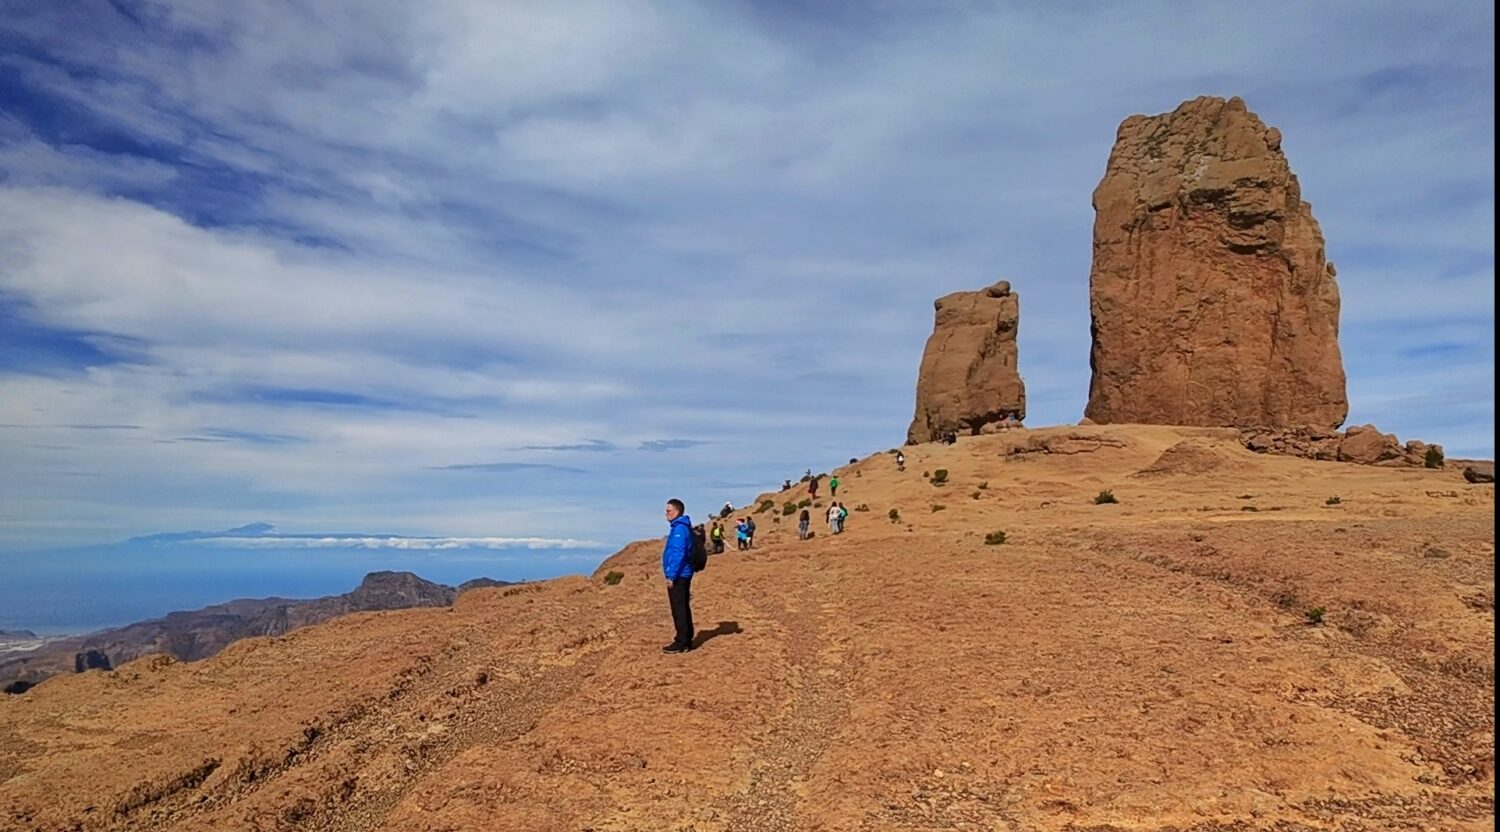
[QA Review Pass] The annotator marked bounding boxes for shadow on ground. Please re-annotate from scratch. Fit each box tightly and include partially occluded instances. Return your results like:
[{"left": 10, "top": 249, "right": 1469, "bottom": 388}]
[{"left": 694, "top": 621, "right": 742, "bottom": 648}]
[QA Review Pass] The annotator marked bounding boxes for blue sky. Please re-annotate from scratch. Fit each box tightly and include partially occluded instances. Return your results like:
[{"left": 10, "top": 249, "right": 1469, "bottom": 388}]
[{"left": 0, "top": 1, "right": 1494, "bottom": 557}]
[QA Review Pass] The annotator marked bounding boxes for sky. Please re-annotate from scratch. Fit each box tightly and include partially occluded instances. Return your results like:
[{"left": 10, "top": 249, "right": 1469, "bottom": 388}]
[{"left": 0, "top": 1, "right": 1494, "bottom": 562}]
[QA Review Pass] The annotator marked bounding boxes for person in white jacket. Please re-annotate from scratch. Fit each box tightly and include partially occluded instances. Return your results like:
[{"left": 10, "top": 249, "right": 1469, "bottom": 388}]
[{"left": 827, "top": 503, "right": 841, "bottom": 534}]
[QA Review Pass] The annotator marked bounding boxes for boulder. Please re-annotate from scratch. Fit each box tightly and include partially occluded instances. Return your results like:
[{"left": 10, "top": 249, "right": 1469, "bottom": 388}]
[
  {"left": 1464, "top": 463, "right": 1495, "bottom": 484},
  {"left": 1085, "top": 96, "right": 1347, "bottom": 429},
  {"left": 74, "top": 649, "right": 112, "bottom": 673},
  {"left": 907, "top": 279, "right": 1026, "bottom": 444},
  {"left": 1402, "top": 440, "right": 1444, "bottom": 468},
  {"left": 1337, "top": 424, "right": 1402, "bottom": 465}
]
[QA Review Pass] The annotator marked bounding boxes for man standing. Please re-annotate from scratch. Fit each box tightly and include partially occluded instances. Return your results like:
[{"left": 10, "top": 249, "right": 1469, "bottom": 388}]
[
  {"left": 662, "top": 499, "right": 696, "bottom": 653},
  {"left": 710, "top": 521, "right": 724, "bottom": 554},
  {"left": 829, "top": 475, "right": 840, "bottom": 497}
]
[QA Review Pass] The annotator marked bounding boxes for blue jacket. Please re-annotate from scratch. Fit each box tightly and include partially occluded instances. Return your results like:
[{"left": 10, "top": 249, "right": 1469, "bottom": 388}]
[{"left": 662, "top": 515, "right": 695, "bottom": 581}]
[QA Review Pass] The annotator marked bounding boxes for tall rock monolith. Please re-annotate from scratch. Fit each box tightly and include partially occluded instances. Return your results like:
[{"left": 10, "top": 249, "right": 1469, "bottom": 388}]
[
  {"left": 1085, "top": 95, "right": 1348, "bottom": 429},
  {"left": 907, "top": 280, "right": 1026, "bottom": 444}
]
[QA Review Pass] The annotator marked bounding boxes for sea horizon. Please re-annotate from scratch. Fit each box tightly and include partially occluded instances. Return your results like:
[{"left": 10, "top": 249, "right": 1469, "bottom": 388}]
[{"left": 0, "top": 524, "right": 618, "bottom": 636}]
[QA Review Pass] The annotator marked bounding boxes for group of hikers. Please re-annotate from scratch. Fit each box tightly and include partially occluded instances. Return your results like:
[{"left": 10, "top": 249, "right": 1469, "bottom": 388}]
[
  {"left": 711, "top": 502, "right": 757, "bottom": 551},
  {"left": 660, "top": 447, "right": 958, "bottom": 653},
  {"left": 797, "top": 502, "right": 848, "bottom": 539},
  {"left": 660, "top": 426, "right": 1036, "bottom": 652}
]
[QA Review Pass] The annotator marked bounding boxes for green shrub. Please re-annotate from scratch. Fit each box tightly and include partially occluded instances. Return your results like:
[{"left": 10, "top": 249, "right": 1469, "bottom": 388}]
[
  {"left": 922, "top": 471, "right": 929, "bottom": 478},
  {"left": 931, "top": 469, "right": 949, "bottom": 484},
  {"left": 1325, "top": 496, "right": 1341, "bottom": 505},
  {"left": 782, "top": 502, "right": 798, "bottom": 516},
  {"left": 888, "top": 508, "right": 900, "bottom": 522},
  {"left": 1424, "top": 446, "right": 1444, "bottom": 469},
  {"left": 977, "top": 482, "right": 988, "bottom": 490},
  {"left": 971, "top": 492, "right": 982, "bottom": 500},
  {"left": 798, "top": 499, "right": 811, "bottom": 509},
  {"left": 1093, "top": 490, "right": 1118, "bottom": 505},
  {"left": 757, "top": 499, "right": 774, "bottom": 513},
  {"left": 854, "top": 503, "right": 870, "bottom": 512},
  {"left": 602, "top": 571, "right": 624, "bottom": 586},
  {"left": 1305, "top": 606, "right": 1326, "bottom": 626},
  {"left": 1241, "top": 505, "right": 1259, "bottom": 512},
  {"left": 984, "top": 531, "right": 1007, "bottom": 545},
  {"left": 931, "top": 504, "right": 946, "bottom": 513}
]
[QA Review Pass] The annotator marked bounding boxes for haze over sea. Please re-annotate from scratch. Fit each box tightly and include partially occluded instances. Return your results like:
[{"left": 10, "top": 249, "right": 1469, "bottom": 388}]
[
  {"left": 0, "top": 523, "right": 611, "bottom": 635},
  {"left": 0, "top": 2, "right": 1491, "bottom": 634}
]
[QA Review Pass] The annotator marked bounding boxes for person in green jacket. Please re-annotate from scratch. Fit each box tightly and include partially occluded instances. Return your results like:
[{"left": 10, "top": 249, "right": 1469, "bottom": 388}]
[{"left": 829, "top": 475, "right": 840, "bottom": 497}]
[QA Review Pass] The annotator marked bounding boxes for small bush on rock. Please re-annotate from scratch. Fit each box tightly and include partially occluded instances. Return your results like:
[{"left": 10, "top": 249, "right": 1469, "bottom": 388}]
[
  {"left": 1325, "top": 496, "right": 1341, "bottom": 505},
  {"left": 1093, "top": 490, "right": 1119, "bottom": 505},
  {"left": 1305, "top": 606, "right": 1326, "bottom": 626},
  {"left": 931, "top": 504, "right": 946, "bottom": 512},
  {"left": 757, "top": 500, "right": 774, "bottom": 513},
  {"left": 888, "top": 508, "right": 900, "bottom": 522},
  {"left": 931, "top": 469, "right": 949, "bottom": 485},
  {"left": 602, "top": 571, "right": 624, "bottom": 586},
  {"left": 984, "top": 531, "right": 1008, "bottom": 545}
]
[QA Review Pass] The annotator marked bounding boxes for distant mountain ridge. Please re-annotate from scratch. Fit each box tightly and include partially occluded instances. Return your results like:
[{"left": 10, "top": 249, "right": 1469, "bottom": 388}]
[{"left": 0, "top": 570, "right": 512, "bottom": 694}]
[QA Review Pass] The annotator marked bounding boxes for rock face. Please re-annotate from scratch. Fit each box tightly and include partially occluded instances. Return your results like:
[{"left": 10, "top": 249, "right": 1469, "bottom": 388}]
[
  {"left": 1085, "top": 96, "right": 1347, "bottom": 429},
  {"left": 907, "top": 280, "right": 1025, "bottom": 444}
]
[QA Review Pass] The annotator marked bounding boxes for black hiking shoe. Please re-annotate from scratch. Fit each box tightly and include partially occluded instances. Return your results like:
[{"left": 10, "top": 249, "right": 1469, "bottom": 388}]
[{"left": 662, "top": 643, "right": 692, "bottom": 654}]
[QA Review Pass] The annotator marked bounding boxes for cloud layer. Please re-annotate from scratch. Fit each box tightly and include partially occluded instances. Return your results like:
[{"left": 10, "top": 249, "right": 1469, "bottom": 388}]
[{"left": 0, "top": 1, "right": 1492, "bottom": 554}]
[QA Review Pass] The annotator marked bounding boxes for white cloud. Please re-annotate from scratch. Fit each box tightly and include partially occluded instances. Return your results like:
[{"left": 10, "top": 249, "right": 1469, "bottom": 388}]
[
  {"left": 0, "top": 0, "right": 1492, "bottom": 554},
  {"left": 194, "top": 535, "right": 603, "bottom": 550}
]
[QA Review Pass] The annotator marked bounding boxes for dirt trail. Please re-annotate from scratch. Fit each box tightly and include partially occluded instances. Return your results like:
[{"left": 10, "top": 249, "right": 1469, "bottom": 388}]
[{"left": 1, "top": 425, "right": 1492, "bottom": 831}]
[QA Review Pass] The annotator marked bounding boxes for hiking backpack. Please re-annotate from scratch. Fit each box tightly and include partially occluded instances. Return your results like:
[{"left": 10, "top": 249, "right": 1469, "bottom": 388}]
[{"left": 689, "top": 526, "right": 709, "bottom": 571}]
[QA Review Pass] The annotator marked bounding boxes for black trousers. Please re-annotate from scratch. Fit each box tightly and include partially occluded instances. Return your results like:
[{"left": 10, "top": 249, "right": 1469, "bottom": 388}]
[{"left": 668, "top": 577, "right": 694, "bottom": 648}]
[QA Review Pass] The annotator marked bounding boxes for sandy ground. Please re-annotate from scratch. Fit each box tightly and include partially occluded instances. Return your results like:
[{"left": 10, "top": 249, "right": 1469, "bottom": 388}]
[{"left": 0, "top": 424, "right": 1492, "bottom": 831}]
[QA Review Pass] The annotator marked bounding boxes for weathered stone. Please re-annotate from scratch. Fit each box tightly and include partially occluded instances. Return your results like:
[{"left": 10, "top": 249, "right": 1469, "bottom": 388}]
[
  {"left": 1403, "top": 440, "right": 1445, "bottom": 468},
  {"left": 907, "top": 280, "right": 1025, "bottom": 444},
  {"left": 1463, "top": 463, "right": 1495, "bottom": 484},
  {"left": 73, "top": 649, "right": 111, "bottom": 673},
  {"left": 1337, "top": 424, "right": 1402, "bottom": 465},
  {"left": 1085, "top": 96, "right": 1347, "bottom": 429}
]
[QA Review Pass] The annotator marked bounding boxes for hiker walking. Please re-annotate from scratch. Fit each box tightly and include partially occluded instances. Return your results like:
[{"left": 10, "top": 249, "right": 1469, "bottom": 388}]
[
  {"left": 829, "top": 475, "right": 840, "bottom": 497},
  {"left": 826, "top": 502, "right": 840, "bottom": 534},
  {"left": 710, "top": 522, "right": 724, "bottom": 554},
  {"left": 735, "top": 518, "right": 749, "bottom": 551},
  {"left": 661, "top": 499, "right": 696, "bottom": 653},
  {"left": 745, "top": 516, "right": 756, "bottom": 548},
  {"left": 798, "top": 508, "right": 811, "bottom": 540},
  {"left": 837, "top": 502, "right": 849, "bottom": 533},
  {"left": 895, "top": 451, "right": 905, "bottom": 472},
  {"left": 809, "top": 476, "right": 818, "bottom": 500}
]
